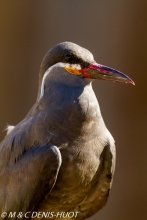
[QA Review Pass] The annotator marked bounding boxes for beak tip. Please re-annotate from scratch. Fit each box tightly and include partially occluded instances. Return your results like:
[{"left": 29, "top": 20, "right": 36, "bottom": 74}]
[{"left": 129, "top": 80, "right": 135, "bottom": 86}]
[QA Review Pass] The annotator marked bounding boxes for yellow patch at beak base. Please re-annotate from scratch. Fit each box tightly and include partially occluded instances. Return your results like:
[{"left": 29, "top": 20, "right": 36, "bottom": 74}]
[{"left": 64, "top": 67, "right": 82, "bottom": 76}]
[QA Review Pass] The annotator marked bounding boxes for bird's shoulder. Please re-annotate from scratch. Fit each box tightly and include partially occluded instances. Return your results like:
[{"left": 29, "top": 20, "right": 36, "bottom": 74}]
[{"left": 0, "top": 103, "right": 62, "bottom": 215}]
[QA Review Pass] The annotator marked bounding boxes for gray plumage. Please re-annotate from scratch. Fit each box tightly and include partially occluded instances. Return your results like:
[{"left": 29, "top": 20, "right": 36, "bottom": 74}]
[{"left": 0, "top": 42, "right": 134, "bottom": 220}]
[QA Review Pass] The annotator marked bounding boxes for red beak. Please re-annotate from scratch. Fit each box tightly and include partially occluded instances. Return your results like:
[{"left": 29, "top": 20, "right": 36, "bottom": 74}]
[{"left": 80, "top": 62, "right": 135, "bottom": 85}]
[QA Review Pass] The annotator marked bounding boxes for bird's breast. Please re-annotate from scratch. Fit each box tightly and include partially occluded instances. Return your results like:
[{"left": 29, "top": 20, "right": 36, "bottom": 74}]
[{"left": 35, "top": 84, "right": 114, "bottom": 216}]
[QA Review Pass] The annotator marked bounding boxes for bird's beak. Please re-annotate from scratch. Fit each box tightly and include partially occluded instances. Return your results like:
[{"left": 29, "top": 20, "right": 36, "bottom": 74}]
[{"left": 79, "top": 62, "right": 135, "bottom": 85}]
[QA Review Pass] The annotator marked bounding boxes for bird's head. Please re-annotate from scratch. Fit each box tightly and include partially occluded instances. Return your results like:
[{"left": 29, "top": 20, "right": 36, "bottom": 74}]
[{"left": 38, "top": 42, "right": 134, "bottom": 100}]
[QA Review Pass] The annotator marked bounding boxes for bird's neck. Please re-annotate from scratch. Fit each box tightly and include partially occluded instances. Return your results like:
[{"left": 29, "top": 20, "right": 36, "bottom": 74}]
[
  {"left": 24, "top": 81, "right": 104, "bottom": 148},
  {"left": 41, "top": 81, "right": 102, "bottom": 130}
]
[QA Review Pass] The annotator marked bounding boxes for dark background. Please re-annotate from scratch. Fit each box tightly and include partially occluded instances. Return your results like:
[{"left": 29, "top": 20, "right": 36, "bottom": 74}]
[{"left": 0, "top": 1, "right": 147, "bottom": 219}]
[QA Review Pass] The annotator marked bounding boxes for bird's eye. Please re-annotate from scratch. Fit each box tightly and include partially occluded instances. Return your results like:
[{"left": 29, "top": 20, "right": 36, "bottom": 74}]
[{"left": 64, "top": 53, "right": 73, "bottom": 62}]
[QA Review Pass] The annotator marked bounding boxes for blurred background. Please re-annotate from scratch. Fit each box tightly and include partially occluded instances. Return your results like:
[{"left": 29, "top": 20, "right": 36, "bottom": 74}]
[{"left": 0, "top": 1, "right": 147, "bottom": 219}]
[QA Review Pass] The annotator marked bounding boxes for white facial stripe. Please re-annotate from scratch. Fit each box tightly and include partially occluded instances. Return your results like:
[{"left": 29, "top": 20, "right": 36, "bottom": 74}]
[
  {"left": 64, "top": 63, "right": 81, "bottom": 70},
  {"left": 38, "top": 62, "right": 82, "bottom": 101},
  {"left": 39, "top": 63, "right": 61, "bottom": 101}
]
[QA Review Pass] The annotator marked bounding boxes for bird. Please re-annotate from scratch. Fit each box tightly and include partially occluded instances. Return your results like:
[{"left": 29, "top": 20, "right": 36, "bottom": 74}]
[{"left": 0, "top": 42, "right": 134, "bottom": 220}]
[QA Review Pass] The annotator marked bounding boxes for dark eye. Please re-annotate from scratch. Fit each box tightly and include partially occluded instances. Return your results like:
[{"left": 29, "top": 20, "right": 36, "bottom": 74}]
[{"left": 64, "top": 53, "right": 73, "bottom": 62}]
